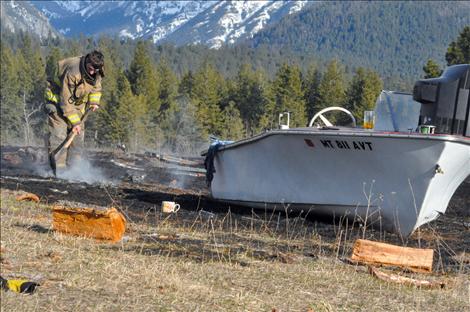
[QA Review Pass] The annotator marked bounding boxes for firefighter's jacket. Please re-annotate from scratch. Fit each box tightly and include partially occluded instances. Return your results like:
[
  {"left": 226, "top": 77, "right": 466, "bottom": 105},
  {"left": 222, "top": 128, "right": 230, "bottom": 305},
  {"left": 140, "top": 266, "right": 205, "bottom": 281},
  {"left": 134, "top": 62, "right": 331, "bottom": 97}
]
[{"left": 45, "top": 56, "right": 102, "bottom": 126}]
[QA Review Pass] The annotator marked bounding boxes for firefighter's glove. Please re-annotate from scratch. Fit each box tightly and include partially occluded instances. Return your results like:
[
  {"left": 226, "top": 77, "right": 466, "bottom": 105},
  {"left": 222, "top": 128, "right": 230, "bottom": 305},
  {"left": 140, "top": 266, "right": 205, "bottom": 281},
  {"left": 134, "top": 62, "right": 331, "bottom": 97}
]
[
  {"left": 90, "top": 104, "right": 100, "bottom": 112},
  {"left": 1, "top": 276, "right": 40, "bottom": 294},
  {"left": 72, "top": 124, "right": 82, "bottom": 135}
]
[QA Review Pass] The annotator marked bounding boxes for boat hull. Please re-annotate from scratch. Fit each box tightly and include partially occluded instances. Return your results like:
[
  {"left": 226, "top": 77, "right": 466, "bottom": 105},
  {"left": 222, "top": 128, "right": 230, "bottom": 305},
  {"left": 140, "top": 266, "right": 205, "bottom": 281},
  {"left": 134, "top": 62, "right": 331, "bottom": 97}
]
[{"left": 210, "top": 130, "right": 470, "bottom": 236}]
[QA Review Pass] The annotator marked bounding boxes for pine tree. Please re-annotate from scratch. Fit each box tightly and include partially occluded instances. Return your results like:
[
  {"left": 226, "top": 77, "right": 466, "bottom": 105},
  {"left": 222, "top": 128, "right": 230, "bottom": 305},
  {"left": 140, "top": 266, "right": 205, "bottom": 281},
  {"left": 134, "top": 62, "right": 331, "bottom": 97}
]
[
  {"left": 220, "top": 101, "right": 244, "bottom": 140},
  {"left": 270, "top": 63, "right": 306, "bottom": 128},
  {"left": 445, "top": 26, "right": 470, "bottom": 65},
  {"left": 232, "top": 64, "right": 272, "bottom": 135},
  {"left": 179, "top": 71, "right": 195, "bottom": 98},
  {"left": 422, "top": 59, "right": 442, "bottom": 78},
  {"left": 156, "top": 58, "right": 180, "bottom": 149},
  {"left": 115, "top": 72, "right": 153, "bottom": 152},
  {"left": 0, "top": 43, "right": 22, "bottom": 143},
  {"left": 95, "top": 70, "right": 128, "bottom": 145},
  {"left": 45, "top": 47, "right": 62, "bottom": 85},
  {"left": 17, "top": 34, "right": 46, "bottom": 145},
  {"left": 157, "top": 59, "right": 178, "bottom": 115},
  {"left": 64, "top": 40, "right": 82, "bottom": 58},
  {"left": 127, "top": 40, "right": 162, "bottom": 149},
  {"left": 303, "top": 63, "right": 322, "bottom": 121},
  {"left": 191, "top": 62, "right": 224, "bottom": 138},
  {"left": 344, "top": 67, "right": 383, "bottom": 125},
  {"left": 316, "top": 59, "right": 347, "bottom": 124},
  {"left": 127, "top": 41, "right": 160, "bottom": 101}
]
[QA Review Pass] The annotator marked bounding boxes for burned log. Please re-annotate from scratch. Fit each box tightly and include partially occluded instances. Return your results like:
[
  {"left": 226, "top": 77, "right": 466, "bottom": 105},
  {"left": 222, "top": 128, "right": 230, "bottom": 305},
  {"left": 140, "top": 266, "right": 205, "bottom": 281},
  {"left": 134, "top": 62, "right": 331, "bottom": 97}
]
[
  {"left": 52, "top": 206, "right": 126, "bottom": 242},
  {"left": 16, "top": 192, "right": 40, "bottom": 203}
]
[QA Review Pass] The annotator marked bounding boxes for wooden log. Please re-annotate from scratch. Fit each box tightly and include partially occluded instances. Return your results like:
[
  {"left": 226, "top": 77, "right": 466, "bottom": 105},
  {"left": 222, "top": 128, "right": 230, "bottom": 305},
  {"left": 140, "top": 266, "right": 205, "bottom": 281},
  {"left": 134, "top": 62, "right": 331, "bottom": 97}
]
[
  {"left": 52, "top": 206, "right": 126, "bottom": 242},
  {"left": 368, "top": 266, "right": 445, "bottom": 289},
  {"left": 16, "top": 192, "right": 40, "bottom": 203},
  {"left": 351, "top": 239, "right": 433, "bottom": 273}
]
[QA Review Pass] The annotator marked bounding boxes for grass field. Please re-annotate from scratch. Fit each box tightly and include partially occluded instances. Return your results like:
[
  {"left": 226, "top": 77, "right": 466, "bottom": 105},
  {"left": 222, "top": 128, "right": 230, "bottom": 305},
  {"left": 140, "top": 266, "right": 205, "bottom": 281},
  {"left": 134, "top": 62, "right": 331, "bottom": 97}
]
[{"left": 1, "top": 189, "right": 469, "bottom": 311}]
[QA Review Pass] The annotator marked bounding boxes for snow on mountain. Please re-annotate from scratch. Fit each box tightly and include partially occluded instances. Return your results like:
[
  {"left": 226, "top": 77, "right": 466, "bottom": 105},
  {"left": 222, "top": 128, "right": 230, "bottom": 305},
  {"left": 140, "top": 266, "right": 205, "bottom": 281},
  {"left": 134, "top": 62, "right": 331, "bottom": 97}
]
[
  {"left": 31, "top": 0, "right": 216, "bottom": 39},
  {"left": 1, "top": 0, "right": 59, "bottom": 40},
  {"left": 30, "top": 0, "right": 310, "bottom": 48},
  {"left": 164, "top": 0, "right": 309, "bottom": 48}
]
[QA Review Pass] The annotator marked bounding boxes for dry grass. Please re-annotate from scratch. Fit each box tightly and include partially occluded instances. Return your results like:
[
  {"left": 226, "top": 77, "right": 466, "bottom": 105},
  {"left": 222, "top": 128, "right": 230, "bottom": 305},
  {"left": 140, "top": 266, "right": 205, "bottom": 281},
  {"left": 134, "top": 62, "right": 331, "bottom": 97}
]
[{"left": 1, "top": 189, "right": 469, "bottom": 312}]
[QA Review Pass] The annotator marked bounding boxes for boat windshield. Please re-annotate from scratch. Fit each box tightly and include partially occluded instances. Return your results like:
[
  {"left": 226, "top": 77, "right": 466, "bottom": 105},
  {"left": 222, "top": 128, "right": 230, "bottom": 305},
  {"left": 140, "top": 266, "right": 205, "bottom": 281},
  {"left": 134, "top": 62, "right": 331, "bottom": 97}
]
[{"left": 374, "top": 90, "right": 421, "bottom": 132}]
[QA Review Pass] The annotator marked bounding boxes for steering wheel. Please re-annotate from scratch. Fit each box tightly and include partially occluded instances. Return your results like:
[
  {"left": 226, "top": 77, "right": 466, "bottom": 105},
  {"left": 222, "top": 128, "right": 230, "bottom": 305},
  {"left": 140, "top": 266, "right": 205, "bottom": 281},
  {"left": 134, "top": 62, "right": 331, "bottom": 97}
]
[{"left": 308, "top": 107, "right": 356, "bottom": 127}]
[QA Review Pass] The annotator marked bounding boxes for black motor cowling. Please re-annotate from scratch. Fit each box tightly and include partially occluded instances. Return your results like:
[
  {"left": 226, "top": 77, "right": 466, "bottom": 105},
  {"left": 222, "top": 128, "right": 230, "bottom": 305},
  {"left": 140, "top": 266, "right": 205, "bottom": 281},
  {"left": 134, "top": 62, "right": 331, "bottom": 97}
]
[{"left": 413, "top": 64, "right": 470, "bottom": 136}]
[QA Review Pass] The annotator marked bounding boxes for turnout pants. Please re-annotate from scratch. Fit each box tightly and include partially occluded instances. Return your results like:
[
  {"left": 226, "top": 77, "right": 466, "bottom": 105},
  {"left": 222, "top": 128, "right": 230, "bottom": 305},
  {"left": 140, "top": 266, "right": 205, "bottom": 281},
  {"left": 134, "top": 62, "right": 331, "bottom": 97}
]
[{"left": 47, "top": 112, "right": 84, "bottom": 169}]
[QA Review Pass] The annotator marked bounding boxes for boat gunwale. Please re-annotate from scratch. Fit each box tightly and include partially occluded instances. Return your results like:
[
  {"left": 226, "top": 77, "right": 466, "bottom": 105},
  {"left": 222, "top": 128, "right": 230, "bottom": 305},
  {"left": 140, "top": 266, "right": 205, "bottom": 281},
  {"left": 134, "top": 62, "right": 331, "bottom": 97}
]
[{"left": 208, "top": 129, "right": 470, "bottom": 153}]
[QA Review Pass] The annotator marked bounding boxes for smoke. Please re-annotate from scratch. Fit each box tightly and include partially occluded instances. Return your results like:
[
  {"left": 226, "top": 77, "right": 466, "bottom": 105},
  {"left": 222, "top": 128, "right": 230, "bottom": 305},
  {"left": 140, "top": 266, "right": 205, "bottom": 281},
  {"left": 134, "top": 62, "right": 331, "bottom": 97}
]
[
  {"left": 165, "top": 95, "right": 208, "bottom": 157},
  {"left": 136, "top": 96, "right": 210, "bottom": 190},
  {"left": 32, "top": 163, "right": 55, "bottom": 178},
  {"left": 4, "top": 143, "right": 203, "bottom": 190},
  {"left": 16, "top": 147, "right": 113, "bottom": 185},
  {"left": 169, "top": 167, "right": 190, "bottom": 190},
  {"left": 56, "top": 157, "right": 114, "bottom": 185}
]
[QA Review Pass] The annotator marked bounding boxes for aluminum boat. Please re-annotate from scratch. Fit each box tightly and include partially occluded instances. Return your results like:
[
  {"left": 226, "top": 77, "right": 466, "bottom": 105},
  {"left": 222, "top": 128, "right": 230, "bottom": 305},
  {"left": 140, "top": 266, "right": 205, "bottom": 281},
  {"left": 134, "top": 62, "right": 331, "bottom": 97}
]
[{"left": 205, "top": 64, "right": 470, "bottom": 236}]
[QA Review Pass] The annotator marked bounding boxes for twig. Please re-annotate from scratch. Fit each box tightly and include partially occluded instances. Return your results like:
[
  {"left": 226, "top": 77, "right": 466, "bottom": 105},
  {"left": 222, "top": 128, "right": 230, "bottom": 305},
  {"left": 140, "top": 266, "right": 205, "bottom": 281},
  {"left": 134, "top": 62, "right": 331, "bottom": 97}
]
[{"left": 368, "top": 266, "right": 446, "bottom": 289}]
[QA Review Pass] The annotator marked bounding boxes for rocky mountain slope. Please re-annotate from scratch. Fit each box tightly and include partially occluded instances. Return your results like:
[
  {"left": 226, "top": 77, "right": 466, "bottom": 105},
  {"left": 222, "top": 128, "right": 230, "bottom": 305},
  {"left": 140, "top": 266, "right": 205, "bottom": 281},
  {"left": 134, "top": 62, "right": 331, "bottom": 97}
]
[
  {"left": 31, "top": 0, "right": 308, "bottom": 48},
  {"left": 0, "top": 0, "right": 59, "bottom": 40}
]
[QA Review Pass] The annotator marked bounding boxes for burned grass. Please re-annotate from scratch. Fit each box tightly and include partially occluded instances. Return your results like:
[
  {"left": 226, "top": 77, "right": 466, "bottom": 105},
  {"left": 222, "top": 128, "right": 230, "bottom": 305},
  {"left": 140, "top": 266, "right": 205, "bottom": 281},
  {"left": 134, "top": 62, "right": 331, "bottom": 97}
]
[{"left": 1, "top": 189, "right": 469, "bottom": 312}]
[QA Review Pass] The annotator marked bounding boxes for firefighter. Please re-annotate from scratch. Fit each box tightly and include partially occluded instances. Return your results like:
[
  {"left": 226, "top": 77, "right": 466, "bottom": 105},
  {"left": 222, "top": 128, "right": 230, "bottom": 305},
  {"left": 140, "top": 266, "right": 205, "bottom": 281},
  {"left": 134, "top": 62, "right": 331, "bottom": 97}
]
[{"left": 44, "top": 50, "right": 104, "bottom": 173}]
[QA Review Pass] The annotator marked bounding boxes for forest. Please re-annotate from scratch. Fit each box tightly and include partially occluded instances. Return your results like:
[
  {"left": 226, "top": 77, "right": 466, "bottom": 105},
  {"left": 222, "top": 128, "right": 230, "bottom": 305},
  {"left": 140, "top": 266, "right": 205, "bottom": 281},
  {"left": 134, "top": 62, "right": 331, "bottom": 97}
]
[
  {"left": 0, "top": 26, "right": 468, "bottom": 155},
  {"left": 251, "top": 2, "right": 470, "bottom": 82}
]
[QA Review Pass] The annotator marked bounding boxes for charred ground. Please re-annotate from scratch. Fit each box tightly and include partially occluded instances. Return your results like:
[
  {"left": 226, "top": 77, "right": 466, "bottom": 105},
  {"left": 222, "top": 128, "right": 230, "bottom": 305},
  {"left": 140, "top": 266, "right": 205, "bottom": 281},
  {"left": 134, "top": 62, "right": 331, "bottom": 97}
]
[
  {"left": 1, "top": 144, "right": 469, "bottom": 269},
  {"left": 1, "top": 145, "right": 470, "bottom": 311}
]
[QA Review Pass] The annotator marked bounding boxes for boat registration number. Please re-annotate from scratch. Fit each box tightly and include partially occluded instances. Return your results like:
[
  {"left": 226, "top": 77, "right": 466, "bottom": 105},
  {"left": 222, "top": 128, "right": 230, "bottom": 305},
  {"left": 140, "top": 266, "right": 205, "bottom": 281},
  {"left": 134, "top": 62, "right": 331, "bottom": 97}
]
[{"left": 314, "top": 139, "right": 373, "bottom": 151}]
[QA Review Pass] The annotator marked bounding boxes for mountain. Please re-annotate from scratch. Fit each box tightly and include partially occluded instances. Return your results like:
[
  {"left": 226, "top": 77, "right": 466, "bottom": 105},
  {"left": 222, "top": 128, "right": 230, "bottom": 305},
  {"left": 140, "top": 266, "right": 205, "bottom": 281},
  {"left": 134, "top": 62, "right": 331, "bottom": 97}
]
[
  {"left": 161, "top": 1, "right": 307, "bottom": 48},
  {"left": 3, "top": 1, "right": 469, "bottom": 82},
  {"left": 250, "top": 1, "right": 470, "bottom": 79},
  {"left": 31, "top": 0, "right": 309, "bottom": 48},
  {"left": 0, "top": 0, "right": 59, "bottom": 40}
]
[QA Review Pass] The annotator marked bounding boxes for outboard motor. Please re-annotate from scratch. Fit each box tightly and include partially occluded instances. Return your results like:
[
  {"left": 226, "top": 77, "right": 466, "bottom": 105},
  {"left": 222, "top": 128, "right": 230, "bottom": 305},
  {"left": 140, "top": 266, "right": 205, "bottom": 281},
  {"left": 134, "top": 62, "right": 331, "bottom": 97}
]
[{"left": 413, "top": 64, "right": 470, "bottom": 136}]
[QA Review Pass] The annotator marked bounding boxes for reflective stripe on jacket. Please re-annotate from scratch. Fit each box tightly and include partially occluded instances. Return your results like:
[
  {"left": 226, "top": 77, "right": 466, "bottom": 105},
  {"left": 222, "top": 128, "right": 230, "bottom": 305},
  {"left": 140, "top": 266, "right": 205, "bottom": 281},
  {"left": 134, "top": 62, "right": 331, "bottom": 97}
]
[{"left": 45, "top": 88, "right": 59, "bottom": 103}]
